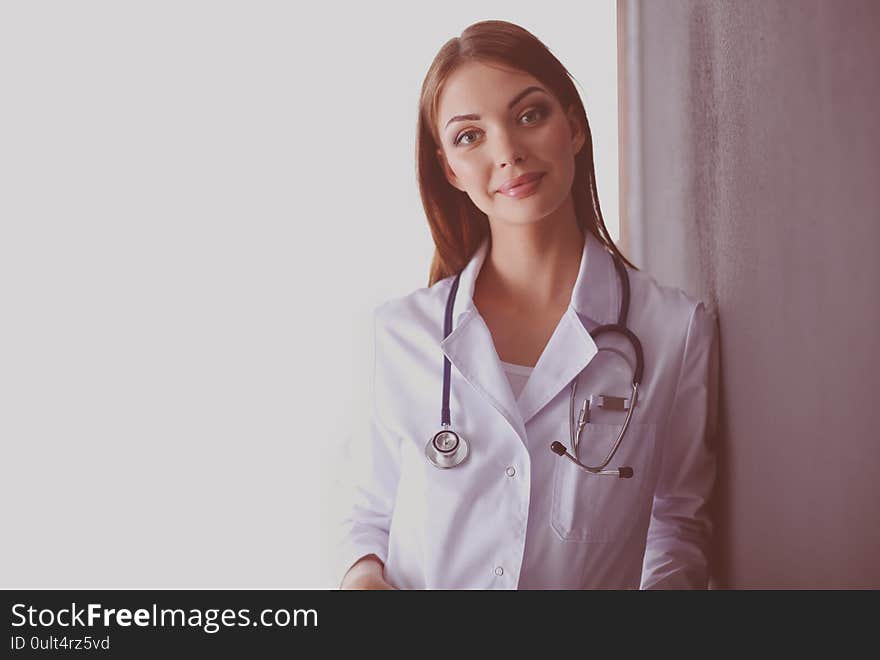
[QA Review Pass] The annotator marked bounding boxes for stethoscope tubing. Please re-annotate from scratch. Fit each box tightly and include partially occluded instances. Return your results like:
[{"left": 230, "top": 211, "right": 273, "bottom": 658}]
[
  {"left": 441, "top": 273, "right": 461, "bottom": 428},
  {"left": 431, "top": 242, "right": 644, "bottom": 476}
]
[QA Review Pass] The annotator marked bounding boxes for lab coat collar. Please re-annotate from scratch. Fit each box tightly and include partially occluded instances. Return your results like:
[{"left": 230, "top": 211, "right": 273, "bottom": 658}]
[
  {"left": 439, "top": 231, "right": 620, "bottom": 442},
  {"left": 570, "top": 231, "right": 621, "bottom": 327},
  {"left": 448, "top": 237, "right": 488, "bottom": 328}
]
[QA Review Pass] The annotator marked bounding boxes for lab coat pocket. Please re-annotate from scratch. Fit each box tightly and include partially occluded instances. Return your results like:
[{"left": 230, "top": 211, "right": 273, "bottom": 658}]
[{"left": 550, "top": 422, "right": 657, "bottom": 543}]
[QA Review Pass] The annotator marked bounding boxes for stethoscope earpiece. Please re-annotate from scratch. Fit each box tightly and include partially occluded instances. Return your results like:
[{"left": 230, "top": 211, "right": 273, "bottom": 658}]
[{"left": 550, "top": 441, "right": 635, "bottom": 479}]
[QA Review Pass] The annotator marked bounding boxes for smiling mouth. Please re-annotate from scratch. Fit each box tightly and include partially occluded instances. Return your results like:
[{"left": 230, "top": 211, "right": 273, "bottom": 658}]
[
  {"left": 497, "top": 171, "right": 544, "bottom": 193},
  {"left": 497, "top": 172, "right": 546, "bottom": 198}
]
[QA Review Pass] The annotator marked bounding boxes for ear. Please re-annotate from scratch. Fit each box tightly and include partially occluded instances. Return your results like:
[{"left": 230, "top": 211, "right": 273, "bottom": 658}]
[
  {"left": 567, "top": 105, "right": 586, "bottom": 156},
  {"left": 436, "top": 148, "right": 465, "bottom": 192}
]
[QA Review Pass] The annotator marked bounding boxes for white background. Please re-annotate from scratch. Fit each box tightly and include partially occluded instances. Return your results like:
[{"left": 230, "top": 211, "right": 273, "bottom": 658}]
[{"left": 0, "top": 1, "right": 617, "bottom": 588}]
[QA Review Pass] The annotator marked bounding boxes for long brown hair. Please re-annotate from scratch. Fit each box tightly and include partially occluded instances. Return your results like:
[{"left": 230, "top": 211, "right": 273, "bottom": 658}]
[{"left": 417, "top": 20, "right": 636, "bottom": 286}]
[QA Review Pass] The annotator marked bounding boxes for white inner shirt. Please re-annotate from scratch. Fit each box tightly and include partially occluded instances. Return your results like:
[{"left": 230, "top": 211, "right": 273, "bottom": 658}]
[{"left": 499, "top": 359, "right": 534, "bottom": 403}]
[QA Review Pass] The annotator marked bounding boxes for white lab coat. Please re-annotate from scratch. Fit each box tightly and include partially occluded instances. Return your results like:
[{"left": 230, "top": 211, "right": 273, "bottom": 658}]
[{"left": 337, "top": 231, "right": 719, "bottom": 589}]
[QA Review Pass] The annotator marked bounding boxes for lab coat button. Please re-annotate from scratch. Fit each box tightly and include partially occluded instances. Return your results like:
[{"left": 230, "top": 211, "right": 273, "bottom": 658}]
[
  {"left": 494, "top": 566, "right": 504, "bottom": 576},
  {"left": 505, "top": 466, "right": 516, "bottom": 477}
]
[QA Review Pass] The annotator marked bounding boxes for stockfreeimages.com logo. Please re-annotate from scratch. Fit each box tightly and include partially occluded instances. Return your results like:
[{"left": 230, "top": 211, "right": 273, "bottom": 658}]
[{"left": 11, "top": 602, "right": 317, "bottom": 634}]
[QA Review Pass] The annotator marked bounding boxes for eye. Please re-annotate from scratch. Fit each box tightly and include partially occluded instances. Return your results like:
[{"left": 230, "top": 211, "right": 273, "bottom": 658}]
[
  {"left": 520, "top": 105, "right": 547, "bottom": 125},
  {"left": 454, "top": 129, "right": 482, "bottom": 146},
  {"left": 452, "top": 104, "right": 548, "bottom": 146}
]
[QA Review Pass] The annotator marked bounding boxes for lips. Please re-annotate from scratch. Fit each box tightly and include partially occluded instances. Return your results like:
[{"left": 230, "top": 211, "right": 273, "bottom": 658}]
[{"left": 497, "top": 171, "right": 545, "bottom": 193}]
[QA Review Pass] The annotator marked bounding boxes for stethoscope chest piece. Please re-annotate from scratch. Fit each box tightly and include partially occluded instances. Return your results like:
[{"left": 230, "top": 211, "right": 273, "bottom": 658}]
[{"left": 425, "top": 426, "right": 469, "bottom": 469}]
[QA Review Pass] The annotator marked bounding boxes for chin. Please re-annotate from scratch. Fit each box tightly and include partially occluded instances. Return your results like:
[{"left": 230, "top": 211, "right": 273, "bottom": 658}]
[
  {"left": 493, "top": 196, "right": 567, "bottom": 225},
  {"left": 491, "top": 211, "right": 555, "bottom": 228}
]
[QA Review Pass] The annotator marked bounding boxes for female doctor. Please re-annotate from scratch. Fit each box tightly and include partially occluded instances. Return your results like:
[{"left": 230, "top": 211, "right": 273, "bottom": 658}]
[{"left": 338, "top": 20, "right": 718, "bottom": 590}]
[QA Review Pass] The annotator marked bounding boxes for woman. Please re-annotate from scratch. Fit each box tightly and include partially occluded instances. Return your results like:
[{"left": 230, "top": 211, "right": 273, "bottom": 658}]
[{"left": 338, "top": 20, "right": 718, "bottom": 590}]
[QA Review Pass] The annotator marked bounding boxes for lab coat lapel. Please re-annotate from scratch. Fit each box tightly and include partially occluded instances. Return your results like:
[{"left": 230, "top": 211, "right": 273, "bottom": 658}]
[
  {"left": 440, "top": 238, "right": 527, "bottom": 445},
  {"left": 517, "top": 232, "right": 620, "bottom": 426},
  {"left": 438, "top": 232, "right": 621, "bottom": 442}
]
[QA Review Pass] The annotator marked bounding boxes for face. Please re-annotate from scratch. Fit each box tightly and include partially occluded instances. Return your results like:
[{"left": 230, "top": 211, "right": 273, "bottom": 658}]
[{"left": 435, "top": 60, "right": 586, "bottom": 227}]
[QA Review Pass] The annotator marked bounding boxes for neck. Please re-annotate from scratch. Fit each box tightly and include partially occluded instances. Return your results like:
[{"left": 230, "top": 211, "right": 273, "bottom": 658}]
[{"left": 477, "top": 196, "right": 585, "bottom": 312}]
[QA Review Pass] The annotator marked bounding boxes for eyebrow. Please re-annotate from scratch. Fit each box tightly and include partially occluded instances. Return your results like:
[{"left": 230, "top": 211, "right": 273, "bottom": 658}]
[{"left": 443, "top": 86, "right": 548, "bottom": 130}]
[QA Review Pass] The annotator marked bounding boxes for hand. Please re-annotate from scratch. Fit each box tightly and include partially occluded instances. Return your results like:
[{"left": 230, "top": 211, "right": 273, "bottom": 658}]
[
  {"left": 341, "top": 572, "right": 397, "bottom": 590},
  {"left": 340, "top": 554, "right": 398, "bottom": 590}
]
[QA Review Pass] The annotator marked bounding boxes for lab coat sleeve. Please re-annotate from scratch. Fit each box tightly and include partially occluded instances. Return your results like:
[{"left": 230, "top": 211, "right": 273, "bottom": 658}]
[
  {"left": 640, "top": 301, "right": 719, "bottom": 589},
  {"left": 334, "top": 305, "right": 402, "bottom": 587}
]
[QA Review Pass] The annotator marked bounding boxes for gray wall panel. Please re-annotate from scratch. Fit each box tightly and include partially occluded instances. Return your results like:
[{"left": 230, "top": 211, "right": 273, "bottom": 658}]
[{"left": 621, "top": 0, "right": 880, "bottom": 588}]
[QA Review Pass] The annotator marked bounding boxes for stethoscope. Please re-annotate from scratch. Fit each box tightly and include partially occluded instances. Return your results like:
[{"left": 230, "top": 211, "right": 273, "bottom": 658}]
[{"left": 425, "top": 245, "right": 644, "bottom": 478}]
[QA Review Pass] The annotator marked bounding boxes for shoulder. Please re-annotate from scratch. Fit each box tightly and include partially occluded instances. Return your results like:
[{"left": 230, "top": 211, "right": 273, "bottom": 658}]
[
  {"left": 625, "top": 264, "right": 718, "bottom": 349},
  {"left": 623, "top": 267, "right": 718, "bottom": 417},
  {"left": 372, "top": 276, "right": 457, "bottom": 345},
  {"left": 627, "top": 268, "right": 718, "bottom": 368}
]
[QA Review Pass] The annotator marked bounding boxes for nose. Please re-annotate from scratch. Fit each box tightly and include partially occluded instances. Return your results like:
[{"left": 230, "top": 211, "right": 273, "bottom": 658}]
[
  {"left": 500, "top": 153, "right": 524, "bottom": 169},
  {"left": 493, "top": 130, "right": 526, "bottom": 169}
]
